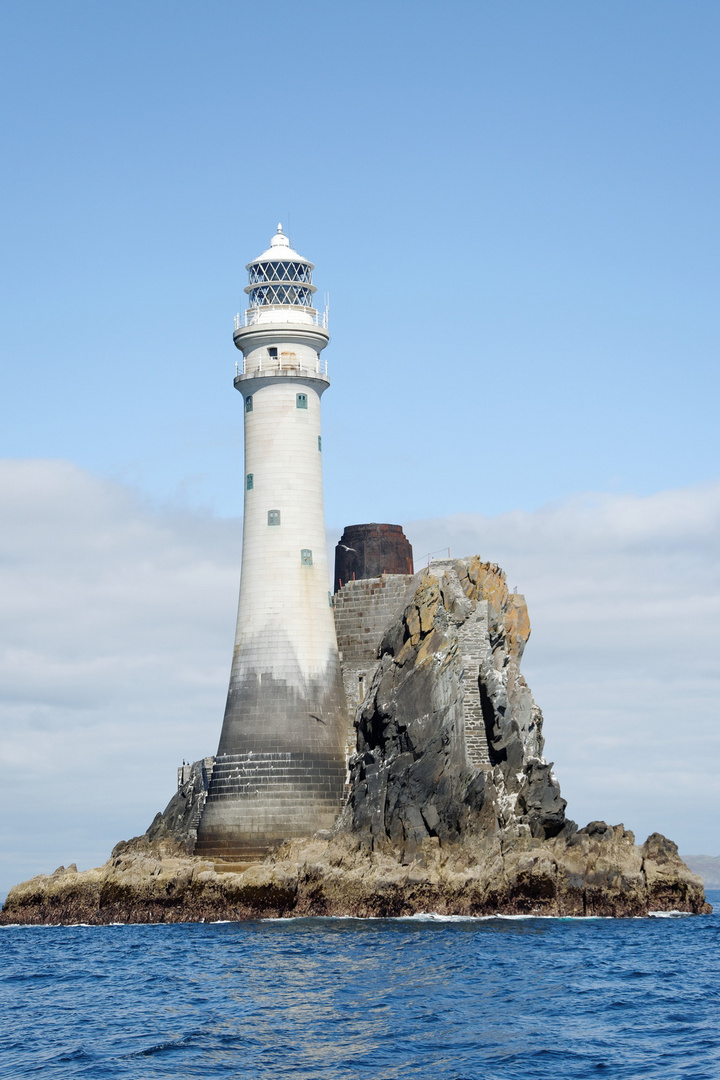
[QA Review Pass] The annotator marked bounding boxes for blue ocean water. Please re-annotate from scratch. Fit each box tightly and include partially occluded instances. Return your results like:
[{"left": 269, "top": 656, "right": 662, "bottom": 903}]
[{"left": 1, "top": 892, "right": 718, "bottom": 1080}]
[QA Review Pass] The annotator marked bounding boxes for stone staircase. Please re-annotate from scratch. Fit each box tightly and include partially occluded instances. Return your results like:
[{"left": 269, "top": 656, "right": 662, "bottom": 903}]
[{"left": 430, "top": 560, "right": 491, "bottom": 770}]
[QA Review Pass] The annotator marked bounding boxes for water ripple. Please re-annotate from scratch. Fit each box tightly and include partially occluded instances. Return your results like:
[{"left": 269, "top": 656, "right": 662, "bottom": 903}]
[{"left": 0, "top": 892, "right": 718, "bottom": 1079}]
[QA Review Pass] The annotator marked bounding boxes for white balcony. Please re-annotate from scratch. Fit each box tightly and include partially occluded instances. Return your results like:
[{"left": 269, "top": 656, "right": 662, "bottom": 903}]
[
  {"left": 234, "top": 354, "right": 329, "bottom": 380},
  {"left": 234, "top": 306, "right": 328, "bottom": 331}
]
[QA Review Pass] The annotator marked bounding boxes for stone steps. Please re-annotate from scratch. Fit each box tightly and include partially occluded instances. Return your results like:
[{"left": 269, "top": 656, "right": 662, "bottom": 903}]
[
  {"left": 453, "top": 593, "right": 493, "bottom": 770},
  {"left": 201, "top": 751, "right": 345, "bottom": 818},
  {"left": 193, "top": 840, "right": 283, "bottom": 859},
  {"left": 206, "top": 791, "right": 344, "bottom": 804}
]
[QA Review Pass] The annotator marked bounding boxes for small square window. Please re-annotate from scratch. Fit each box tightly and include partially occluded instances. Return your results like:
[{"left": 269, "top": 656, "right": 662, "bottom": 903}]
[
  {"left": 268, "top": 510, "right": 280, "bottom": 526},
  {"left": 245, "top": 396, "right": 253, "bottom": 413},
  {"left": 318, "top": 435, "right": 322, "bottom": 451},
  {"left": 246, "top": 473, "right": 253, "bottom": 490},
  {"left": 296, "top": 393, "right": 308, "bottom": 409},
  {"left": 301, "top": 548, "right": 313, "bottom": 565}
]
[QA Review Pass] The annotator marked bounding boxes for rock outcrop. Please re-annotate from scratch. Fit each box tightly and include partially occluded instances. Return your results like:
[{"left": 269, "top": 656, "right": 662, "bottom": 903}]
[
  {"left": 1, "top": 558, "right": 710, "bottom": 923},
  {"left": 0, "top": 827, "right": 708, "bottom": 924},
  {"left": 344, "top": 559, "right": 566, "bottom": 855},
  {"left": 143, "top": 758, "right": 212, "bottom": 855}
]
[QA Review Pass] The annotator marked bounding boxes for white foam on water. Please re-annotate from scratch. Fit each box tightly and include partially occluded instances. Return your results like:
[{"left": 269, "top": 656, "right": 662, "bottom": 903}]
[
  {"left": 260, "top": 911, "right": 613, "bottom": 923},
  {"left": 398, "top": 912, "right": 612, "bottom": 922},
  {"left": 2, "top": 908, "right": 704, "bottom": 929},
  {"left": 0, "top": 923, "right": 68, "bottom": 929}
]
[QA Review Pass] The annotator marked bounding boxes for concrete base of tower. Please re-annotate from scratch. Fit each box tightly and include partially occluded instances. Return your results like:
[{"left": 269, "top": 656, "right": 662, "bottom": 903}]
[
  {"left": 194, "top": 642, "right": 349, "bottom": 859},
  {"left": 194, "top": 750, "right": 346, "bottom": 860}
]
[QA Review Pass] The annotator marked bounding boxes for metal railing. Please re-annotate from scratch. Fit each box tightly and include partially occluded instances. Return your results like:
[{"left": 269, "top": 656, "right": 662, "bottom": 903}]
[
  {"left": 234, "top": 355, "right": 329, "bottom": 379},
  {"left": 422, "top": 548, "right": 451, "bottom": 568},
  {"left": 234, "top": 306, "right": 328, "bottom": 331}
]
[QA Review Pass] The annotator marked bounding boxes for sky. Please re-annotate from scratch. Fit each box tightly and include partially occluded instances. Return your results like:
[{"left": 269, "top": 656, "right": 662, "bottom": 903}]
[{"left": 1, "top": 0, "right": 718, "bottom": 894}]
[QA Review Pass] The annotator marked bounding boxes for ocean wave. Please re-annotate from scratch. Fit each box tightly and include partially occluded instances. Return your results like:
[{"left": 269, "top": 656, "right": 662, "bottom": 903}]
[{"left": 2, "top": 914, "right": 719, "bottom": 1080}]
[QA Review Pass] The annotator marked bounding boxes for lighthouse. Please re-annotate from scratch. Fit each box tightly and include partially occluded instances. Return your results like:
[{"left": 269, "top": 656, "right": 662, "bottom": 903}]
[{"left": 195, "top": 226, "right": 348, "bottom": 860}]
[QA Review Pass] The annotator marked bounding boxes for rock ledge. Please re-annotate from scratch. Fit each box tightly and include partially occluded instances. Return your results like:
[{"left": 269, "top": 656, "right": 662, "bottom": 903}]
[
  {"left": 2, "top": 558, "right": 709, "bottom": 923},
  {"left": 1, "top": 827, "right": 709, "bottom": 924}
]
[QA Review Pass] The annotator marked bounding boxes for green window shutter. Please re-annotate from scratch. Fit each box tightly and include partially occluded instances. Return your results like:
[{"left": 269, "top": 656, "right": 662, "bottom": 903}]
[
  {"left": 296, "top": 393, "right": 308, "bottom": 409},
  {"left": 268, "top": 510, "right": 280, "bottom": 526},
  {"left": 246, "top": 474, "right": 253, "bottom": 490},
  {"left": 245, "top": 395, "right": 253, "bottom": 413},
  {"left": 301, "top": 549, "right": 313, "bottom": 565}
]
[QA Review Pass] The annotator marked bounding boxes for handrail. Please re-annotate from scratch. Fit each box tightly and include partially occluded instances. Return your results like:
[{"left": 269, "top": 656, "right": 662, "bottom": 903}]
[
  {"left": 422, "top": 548, "right": 451, "bottom": 568},
  {"left": 234, "top": 356, "right": 329, "bottom": 379},
  {"left": 234, "top": 307, "right": 328, "bottom": 331}
]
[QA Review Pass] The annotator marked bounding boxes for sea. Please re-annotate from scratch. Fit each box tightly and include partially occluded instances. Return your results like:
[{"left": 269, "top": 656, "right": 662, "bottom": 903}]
[{"left": 1, "top": 891, "right": 718, "bottom": 1080}]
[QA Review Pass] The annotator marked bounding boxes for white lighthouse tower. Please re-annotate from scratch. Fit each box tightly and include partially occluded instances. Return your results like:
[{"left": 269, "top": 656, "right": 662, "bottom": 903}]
[{"left": 195, "top": 226, "right": 347, "bottom": 860}]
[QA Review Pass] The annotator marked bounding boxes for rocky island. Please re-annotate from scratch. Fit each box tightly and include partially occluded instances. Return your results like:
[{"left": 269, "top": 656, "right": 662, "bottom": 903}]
[{"left": 2, "top": 558, "right": 709, "bottom": 923}]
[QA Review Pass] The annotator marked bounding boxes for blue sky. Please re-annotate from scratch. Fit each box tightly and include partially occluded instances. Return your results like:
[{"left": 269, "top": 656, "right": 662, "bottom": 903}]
[
  {"left": 1, "top": 1, "right": 719, "bottom": 891},
  {"left": 3, "top": 0, "right": 718, "bottom": 523}
]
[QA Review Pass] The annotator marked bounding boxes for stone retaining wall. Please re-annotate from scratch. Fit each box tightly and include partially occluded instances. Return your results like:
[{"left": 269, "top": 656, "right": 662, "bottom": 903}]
[{"left": 333, "top": 575, "right": 414, "bottom": 758}]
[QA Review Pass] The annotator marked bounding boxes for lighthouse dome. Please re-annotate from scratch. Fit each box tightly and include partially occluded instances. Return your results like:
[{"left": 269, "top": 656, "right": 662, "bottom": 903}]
[
  {"left": 248, "top": 224, "right": 313, "bottom": 267},
  {"left": 244, "top": 224, "right": 317, "bottom": 309}
]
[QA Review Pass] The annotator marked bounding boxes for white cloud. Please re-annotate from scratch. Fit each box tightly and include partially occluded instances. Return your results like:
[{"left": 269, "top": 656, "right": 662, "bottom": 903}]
[
  {"left": 403, "top": 484, "right": 720, "bottom": 857},
  {"left": 0, "top": 460, "right": 241, "bottom": 892},
  {"left": 2, "top": 462, "right": 719, "bottom": 893}
]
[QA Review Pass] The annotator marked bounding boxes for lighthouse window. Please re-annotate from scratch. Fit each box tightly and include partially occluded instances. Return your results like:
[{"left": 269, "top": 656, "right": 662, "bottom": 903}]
[
  {"left": 301, "top": 549, "right": 313, "bottom": 565},
  {"left": 318, "top": 435, "right": 322, "bottom": 451},
  {"left": 246, "top": 474, "right": 253, "bottom": 490},
  {"left": 248, "top": 284, "right": 313, "bottom": 308},
  {"left": 268, "top": 347, "right": 277, "bottom": 359},
  {"left": 245, "top": 395, "right": 253, "bottom": 412},
  {"left": 248, "top": 261, "right": 312, "bottom": 285},
  {"left": 267, "top": 510, "right": 280, "bottom": 526},
  {"left": 296, "top": 394, "right": 308, "bottom": 409}
]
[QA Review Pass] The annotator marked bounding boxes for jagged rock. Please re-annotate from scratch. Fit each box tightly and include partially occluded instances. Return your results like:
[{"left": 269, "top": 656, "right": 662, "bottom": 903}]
[
  {"left": 112, "top": 757, "right": 213, "bottom": 860},
  {"left": 341, "top": 560, "right": 567, "bottom": 854},
  {"left": 1, "top": 557, "right": 710, "bottom": 923},
  {"left": 0, "top": 828, "right": 709, "bottom": 923}
]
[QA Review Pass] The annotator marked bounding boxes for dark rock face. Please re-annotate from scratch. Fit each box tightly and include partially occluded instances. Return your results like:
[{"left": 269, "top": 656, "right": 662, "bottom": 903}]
[
  {"left": 1, "top": 555, "right": 710, "bottom": 923},
  {"left": 343, "top": 559, "right": 568, "bottom": 856},
  {"left": 138, "top": 758, "right": 213, "bottom": 855},
  {"left": 1, "top": 826, "right": 710, "bottom": 924},
  {"left": 334, "top": 523, "right": 413, "bottom": 592}
]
